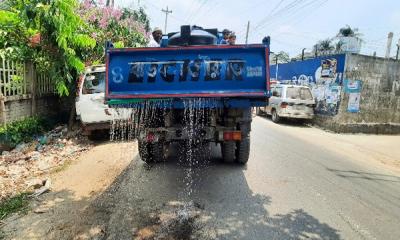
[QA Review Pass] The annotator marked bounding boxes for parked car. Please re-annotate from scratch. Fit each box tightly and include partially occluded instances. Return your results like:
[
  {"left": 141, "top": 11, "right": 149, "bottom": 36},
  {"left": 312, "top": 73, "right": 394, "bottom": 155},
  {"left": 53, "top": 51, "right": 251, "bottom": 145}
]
[
  {"left": 75, "top": 65, "right": 112, "bottom": 135},
  {"left": 258, "top": 84, "right": 315, "bottom": 123}
]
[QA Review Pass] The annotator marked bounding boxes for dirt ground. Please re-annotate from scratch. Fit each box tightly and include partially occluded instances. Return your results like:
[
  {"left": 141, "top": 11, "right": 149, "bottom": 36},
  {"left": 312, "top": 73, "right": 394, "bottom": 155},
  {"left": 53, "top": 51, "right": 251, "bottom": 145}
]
[{"left": 1, "top": 142, "right": 136, "bottom": 240}]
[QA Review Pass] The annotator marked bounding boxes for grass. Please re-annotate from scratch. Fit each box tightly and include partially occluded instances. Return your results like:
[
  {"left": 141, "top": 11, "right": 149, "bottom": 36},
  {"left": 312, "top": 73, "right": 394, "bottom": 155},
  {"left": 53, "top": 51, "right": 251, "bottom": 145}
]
[{"left": 0, "top": 193, "right": 31, "bottom": 221}]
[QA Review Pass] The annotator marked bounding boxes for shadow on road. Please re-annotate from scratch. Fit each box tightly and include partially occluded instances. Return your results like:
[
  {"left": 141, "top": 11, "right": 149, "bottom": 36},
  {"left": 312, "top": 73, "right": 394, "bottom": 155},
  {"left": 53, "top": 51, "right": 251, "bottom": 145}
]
[
  {"left": 75, "top": 144, "right": 342, "bottom": 239},
  {"left": 327, "top": 168, "right": 400, "bottom": 183},
  {"left": 256, "top": 114, "right": 312, "bottom": 128}
]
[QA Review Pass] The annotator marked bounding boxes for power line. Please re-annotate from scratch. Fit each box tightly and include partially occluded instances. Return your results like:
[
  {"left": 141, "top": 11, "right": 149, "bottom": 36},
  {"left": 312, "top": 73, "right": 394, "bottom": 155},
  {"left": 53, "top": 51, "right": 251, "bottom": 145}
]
[
  {"left": 264, "top": 0, "right": 329, "bottom": 36},
  {"left": 252, "top": 0, "right": 304, "bottom": 32},
  {"left": 260, "top": 0, "right": 322, "bottom": 31},
  {"left": 252, "top": 0, "right": 327, "bottom": 38},
  {"left": 188, "top": 0, "right": 209, "bottom": 24},
  {"left": 184, "top": 0, "right": 205, "bottom": 23}
]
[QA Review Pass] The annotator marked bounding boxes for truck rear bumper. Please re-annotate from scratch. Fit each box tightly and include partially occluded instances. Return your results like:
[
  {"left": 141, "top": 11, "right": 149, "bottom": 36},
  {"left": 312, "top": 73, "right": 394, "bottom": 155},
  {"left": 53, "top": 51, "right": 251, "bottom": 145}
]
[
  {"left": 279, "top": 113, "right": 314, "bottom": 119},
  {"left": 81, "top": 122, "right": 110, "bottom": 135},
  {"left": 139, "top": 126, "right": 239, "bottom": 142}
]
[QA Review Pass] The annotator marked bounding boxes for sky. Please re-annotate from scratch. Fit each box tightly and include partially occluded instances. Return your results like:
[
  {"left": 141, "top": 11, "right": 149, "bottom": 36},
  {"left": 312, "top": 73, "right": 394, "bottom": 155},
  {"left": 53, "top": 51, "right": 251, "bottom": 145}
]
[{"left": 116, "top": 0, "right": 400, "bottom": 58}]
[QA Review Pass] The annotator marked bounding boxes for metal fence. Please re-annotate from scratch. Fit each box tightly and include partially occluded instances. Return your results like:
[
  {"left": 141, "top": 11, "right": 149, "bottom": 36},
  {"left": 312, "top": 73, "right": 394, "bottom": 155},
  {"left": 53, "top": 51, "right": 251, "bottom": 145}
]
[
  {"left": 0, "top": 57, "right": 54, "bottom": 100},
  {"left": 0, "top": 58, "right": 28, "bottom": 98}
]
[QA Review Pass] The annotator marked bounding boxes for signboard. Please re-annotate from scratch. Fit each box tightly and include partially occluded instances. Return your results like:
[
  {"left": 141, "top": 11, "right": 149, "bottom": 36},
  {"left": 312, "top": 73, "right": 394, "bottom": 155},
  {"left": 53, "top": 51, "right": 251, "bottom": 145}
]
[
  {"left": 106, "top": 45, "right": 269, "bottom": 99},
  {"left": 348, "top": 93, "right": 361, "bottom": 113},
  {"left": 344, "top": 79, "right": 362, "bottom": 93}
]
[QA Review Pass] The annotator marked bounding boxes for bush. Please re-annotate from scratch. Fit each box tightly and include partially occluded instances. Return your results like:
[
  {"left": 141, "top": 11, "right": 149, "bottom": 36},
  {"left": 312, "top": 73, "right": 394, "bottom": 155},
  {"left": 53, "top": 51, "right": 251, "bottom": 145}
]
[{"left": 0, "top": 116, "right": 50, "bottom": 147}]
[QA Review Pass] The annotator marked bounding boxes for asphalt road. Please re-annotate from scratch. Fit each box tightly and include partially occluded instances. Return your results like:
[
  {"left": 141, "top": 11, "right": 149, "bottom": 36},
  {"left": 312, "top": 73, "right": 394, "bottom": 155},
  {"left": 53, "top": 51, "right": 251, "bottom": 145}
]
[
  {"left": 4, "top": 116, "right": 400, "bottom": 240},
  {"left": 71, "top": 116, "right": 399, "bottom": 240}
]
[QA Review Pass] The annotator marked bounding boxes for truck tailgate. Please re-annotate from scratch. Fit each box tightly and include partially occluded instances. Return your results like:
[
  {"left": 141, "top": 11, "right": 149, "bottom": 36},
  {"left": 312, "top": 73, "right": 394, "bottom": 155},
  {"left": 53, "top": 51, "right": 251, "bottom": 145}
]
[{"left": 106, "top": 44, "right": 270, "bottom": 100}]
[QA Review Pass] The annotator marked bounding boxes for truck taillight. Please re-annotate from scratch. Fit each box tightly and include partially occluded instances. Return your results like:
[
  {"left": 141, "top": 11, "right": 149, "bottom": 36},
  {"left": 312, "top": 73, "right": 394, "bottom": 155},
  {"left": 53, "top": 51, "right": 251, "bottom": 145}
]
[
  {"left": 223, "top": 131, "right": 242, "bottom": 141},
  {"left": 146, "top": 133, "right": 157, "bottom": 142},
  {"left": 281, "top": 102, "right": 288, "bottom": 108}
]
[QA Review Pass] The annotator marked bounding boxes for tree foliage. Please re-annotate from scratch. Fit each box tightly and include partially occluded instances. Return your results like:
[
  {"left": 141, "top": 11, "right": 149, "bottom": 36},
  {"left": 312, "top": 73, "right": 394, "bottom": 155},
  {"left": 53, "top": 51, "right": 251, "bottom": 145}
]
[
  {"left": 337, "top": 25, "right": 362, "bottom": 38},
  {"left": 0, "top": 0, "right": 96, "bottom": 96},
  {"left": 77, "top": 0, "right": 149, "bottom": 64},
  {"left": 271, "top": 51, "right": 290, "bottom": 64},
  {"left": 0, "top": 0, "right": 150, "bottom": 96}
]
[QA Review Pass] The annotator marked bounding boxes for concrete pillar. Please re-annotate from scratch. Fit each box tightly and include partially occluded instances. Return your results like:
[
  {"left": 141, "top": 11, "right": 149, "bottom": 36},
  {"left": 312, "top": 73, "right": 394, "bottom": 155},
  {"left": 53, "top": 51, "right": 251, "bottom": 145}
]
[
  {"left": 385, "top": 32, "right": 394, "bottom": 59},
  {"left": 0, "top": 93, "right": 6, "bottom": 124}
]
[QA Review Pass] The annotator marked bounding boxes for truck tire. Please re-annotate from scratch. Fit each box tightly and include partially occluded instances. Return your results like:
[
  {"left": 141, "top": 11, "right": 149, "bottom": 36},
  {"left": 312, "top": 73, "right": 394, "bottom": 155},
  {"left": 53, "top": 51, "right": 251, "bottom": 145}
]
[
  {"left": 221, "top": 141, "right": 236, "bottom": 163},
  {"left": 256, "top": 107, "right": 262, "bottom": 116},
  {"left": 138, "top": 141, "right": 164, "bottom": 163},
  {"left": 236, "top": 137, "right": 250, "bottom": 164},
  {"left": 271, "top": 109, "right": 280, "bottom": 123}
]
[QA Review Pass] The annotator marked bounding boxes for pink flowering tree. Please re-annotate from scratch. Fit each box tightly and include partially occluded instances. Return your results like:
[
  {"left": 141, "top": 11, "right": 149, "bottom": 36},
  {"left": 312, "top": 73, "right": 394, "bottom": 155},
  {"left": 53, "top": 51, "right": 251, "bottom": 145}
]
[{"left": 78, "top": 0, "right": 150, "bottom": 64}]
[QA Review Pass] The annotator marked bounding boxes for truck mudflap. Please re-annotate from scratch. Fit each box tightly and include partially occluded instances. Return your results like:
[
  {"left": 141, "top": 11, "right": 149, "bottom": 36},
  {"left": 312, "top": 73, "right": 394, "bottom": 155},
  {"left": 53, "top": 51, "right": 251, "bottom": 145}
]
[{"left": 106, "top": 44, "right": 270, "bottom": 104}]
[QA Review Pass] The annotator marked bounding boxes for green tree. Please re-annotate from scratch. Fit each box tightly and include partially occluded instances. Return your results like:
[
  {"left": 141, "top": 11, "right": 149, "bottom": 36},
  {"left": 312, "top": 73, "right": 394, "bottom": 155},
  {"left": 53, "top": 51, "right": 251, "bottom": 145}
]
[
  {"left": 271, "top": 51, "right": 290, "bottom": 64},
  {"left": 77, "top": 1, "right": 149, "bottom": 64},
  {"left": 0, "top": 0, "right": 96, "bottom": 96},
  {"left": 337, "top": 25, "right": 362, "bottom": 38}
]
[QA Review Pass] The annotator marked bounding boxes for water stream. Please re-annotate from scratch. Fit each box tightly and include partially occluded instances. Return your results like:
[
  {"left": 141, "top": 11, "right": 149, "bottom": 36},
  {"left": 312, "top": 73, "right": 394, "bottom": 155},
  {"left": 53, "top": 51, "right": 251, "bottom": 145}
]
[{"left": 110, "top": 98, "right": 217, "bottom": 237}]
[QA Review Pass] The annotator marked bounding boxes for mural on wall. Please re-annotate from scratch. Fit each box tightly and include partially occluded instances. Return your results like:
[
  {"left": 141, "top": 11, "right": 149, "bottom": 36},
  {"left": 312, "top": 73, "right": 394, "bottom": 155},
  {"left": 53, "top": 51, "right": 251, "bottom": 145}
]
[{"left": 270, "top": 54, "right": 346, "bottom": 115}]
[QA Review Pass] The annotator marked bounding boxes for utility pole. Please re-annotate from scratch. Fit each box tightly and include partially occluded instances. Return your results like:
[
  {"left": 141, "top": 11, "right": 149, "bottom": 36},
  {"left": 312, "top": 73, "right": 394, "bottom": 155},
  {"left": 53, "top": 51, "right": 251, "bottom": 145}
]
[
  {"left": 245, "top": 21, "right": 250, "bottom": 44},
  {"left": 162, "top": 6, "right": 172, "bottom": 33},
  {"left": 301, "top": 48, "right": 306, "bottom": 61},
  {"left": 314, "top": 45, "right": 318, "bottom": 57},
  {"left": 396, "top": 39, "right": 400, "bottom": 61},
  {"left": 275, "top": 54, "right": 280, "bottom": 81},
  {"left": 385, "top": 32, "right": 394, "bottom": 59}
]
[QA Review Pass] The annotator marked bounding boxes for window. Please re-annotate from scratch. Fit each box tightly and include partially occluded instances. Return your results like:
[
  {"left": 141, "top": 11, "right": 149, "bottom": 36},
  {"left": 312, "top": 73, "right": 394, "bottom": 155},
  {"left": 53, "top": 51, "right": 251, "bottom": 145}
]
[
  {"left": 272, "top": 87, "right": 282, "bottom": 97},
  {"left": 286, "top": 87, "right": 313, "bottom": 100},
  {"left": 82, "top": 71, "right": 105, "bottom": 94}
]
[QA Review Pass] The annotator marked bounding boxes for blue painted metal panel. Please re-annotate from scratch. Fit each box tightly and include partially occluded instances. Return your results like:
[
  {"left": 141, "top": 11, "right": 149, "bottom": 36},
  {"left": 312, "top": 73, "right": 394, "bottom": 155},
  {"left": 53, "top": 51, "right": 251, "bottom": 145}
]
[
  {"left": 270, "top": 54, "right": 346, "bottom": 85},
  {"left": 106, "top": 45, "right": 269, "bottom": 100}
]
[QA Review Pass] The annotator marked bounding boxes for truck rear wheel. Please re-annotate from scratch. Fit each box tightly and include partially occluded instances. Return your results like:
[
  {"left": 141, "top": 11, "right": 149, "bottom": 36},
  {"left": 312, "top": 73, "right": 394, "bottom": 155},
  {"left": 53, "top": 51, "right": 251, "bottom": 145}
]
[
  {"left": 138, "top": 141, "right": 164, "bottom": 163},
  {"left": 236, "top": 137, "right": 250, "bottom": 164},
  {"left": 221, "top": 141, "right": 236, "bottom": 163}
]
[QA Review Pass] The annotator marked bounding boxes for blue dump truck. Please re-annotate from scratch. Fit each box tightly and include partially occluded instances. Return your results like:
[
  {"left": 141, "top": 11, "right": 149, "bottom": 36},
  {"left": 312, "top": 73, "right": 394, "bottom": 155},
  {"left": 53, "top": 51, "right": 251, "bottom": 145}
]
[{"left": 106, "top": 25, "right": 270, "bottom": 164}]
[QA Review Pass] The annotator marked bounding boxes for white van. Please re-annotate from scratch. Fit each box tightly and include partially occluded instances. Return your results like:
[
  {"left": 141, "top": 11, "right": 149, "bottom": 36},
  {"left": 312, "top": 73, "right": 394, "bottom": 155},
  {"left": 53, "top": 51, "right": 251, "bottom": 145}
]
[
  {"left": 259, "top": 84, "right": 315, "bottom": 123},
  {"left": 75, "top": 65, "right": 112, "bottom": 135}
]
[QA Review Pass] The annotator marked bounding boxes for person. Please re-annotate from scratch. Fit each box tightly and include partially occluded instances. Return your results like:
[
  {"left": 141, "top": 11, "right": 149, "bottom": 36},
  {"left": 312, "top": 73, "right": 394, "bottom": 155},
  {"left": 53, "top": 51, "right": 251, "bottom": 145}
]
[
  {"left": 147, "top": 27, "right": 163, "bottom": 47},
  {"left": 219, "top": 29, "right": 231, "bottom": 44},
  {"left": 228, "top": 32, "right": 236, "bottom": 45}
]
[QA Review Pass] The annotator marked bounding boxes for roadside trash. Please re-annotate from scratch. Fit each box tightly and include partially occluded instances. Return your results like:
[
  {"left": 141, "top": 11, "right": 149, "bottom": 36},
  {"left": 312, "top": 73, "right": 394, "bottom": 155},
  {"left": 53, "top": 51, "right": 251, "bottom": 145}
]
[
  {"left": 32, "top": 178, "right": 51, "bottom": 197},
  {"left": 0, "top": 124, "right": 92, "bottom": 201},
  {"left": 15, "top": 143, "right": 27, "bottom": 152},
  {"left": 26, "top": 178, "right": 45, "bottom": 189},
  {"left": 38, "top": 136, "right": 48, "bottom": 145},
  {"left": 2, "top": 151, "right": 10, "bottom": 156}
]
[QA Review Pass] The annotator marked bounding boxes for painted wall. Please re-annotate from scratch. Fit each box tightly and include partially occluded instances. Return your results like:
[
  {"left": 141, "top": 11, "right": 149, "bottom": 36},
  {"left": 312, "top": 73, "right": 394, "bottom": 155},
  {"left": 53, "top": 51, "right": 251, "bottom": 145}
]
[
  {"left": 337, "top": 54, "right": 400, "bottom": 124},
  {"left": 271, "top": 54, "right": 400, "bottom": 133},
  {"left": 270, "top": 54, "right": 346, "bottom": 115}
]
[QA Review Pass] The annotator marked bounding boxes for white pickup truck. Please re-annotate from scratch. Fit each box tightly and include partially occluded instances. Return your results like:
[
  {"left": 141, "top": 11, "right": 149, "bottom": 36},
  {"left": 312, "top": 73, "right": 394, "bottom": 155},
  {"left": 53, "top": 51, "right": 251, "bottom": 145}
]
[{"left": 75, "top": 65, "right": 112, "bottom": 135}]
